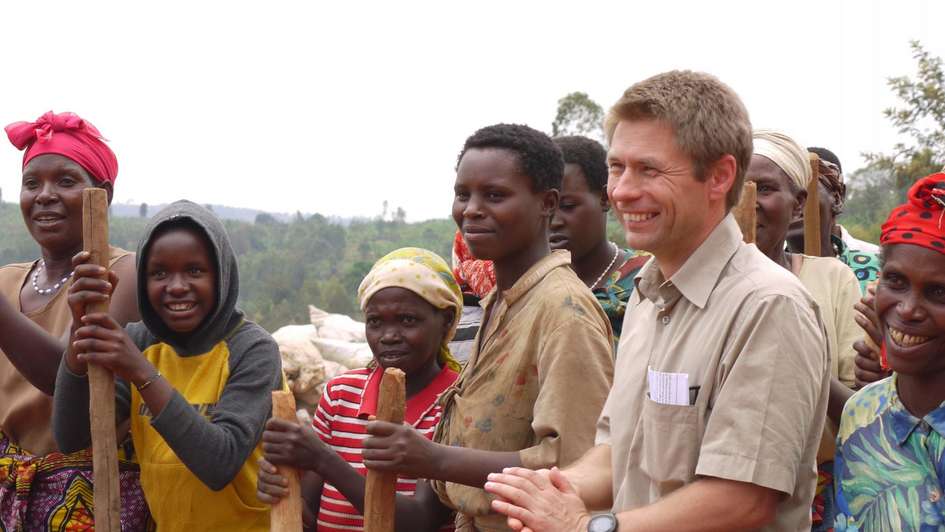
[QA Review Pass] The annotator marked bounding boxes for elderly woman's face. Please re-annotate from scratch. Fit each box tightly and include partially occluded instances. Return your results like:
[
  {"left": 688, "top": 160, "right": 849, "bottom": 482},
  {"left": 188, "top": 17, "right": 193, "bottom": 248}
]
[
  {"left": 20, "top": 154, "right": 96, "bottom": 254},
  {"left": 747, "top": 154, "right": 804, "bottom": 258},
  {"left": 364, "top": 287, "right": 452, "bottom": 376}
]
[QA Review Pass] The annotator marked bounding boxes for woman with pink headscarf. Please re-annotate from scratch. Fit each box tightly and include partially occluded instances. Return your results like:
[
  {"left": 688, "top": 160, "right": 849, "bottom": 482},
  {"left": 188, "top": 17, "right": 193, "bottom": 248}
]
[{"left": 0, "top": 111, "right": 151, "bottom": 530}]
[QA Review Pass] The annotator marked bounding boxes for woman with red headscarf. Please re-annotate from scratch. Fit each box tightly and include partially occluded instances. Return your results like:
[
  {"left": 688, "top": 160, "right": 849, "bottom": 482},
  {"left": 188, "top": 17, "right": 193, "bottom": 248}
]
[
  {"left": 833, "top": 173, "right": 945, "bottom": 529},
  {"left": 0, "top": 112, "right": 151, "bottom": 530}
]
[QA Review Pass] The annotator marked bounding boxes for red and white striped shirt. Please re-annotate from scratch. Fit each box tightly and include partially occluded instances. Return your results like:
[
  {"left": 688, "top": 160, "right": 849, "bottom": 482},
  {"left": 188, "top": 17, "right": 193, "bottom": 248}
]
[{"left": 312, "top": 365, "right": 458, "bottom": 532}]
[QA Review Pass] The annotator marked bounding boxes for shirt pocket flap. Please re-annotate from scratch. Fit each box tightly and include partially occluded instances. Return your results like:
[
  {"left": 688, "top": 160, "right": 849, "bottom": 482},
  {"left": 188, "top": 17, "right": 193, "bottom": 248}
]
[{"left": 638, "top": 398, "right": 701, "bottom": 488}]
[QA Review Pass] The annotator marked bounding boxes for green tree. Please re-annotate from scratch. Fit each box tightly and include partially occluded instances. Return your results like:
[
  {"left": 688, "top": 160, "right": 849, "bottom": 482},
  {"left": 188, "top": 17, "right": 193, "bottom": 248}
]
[
  {"left": 393, "top": 207, "right": 406, "bottom": 224},
  {"left": 864, "top": 41, "right": 945, "bottom": 189},
  {"left": 322, "top": 278, "right": 356, "bottom": 316},
  {"left": 1, "top": 202, "right": 460, "bottom": 330},
  {"left": 357, "top": 240, "right": 373, "bottom": 261},
  {"left": 840, "top": 166, "right": 901, "bottom": 243},
  {"left": 843, "top": 41, "right": 945, "bottom": 242},
  {"left": 254, "top": 212, "right": 280, "bottom": 226},
  {"left": 342, "top": 261, "right": 374, "bottom": 295},
  {"left": 551, "top": 92, "right": 605, "bottom": 142}
]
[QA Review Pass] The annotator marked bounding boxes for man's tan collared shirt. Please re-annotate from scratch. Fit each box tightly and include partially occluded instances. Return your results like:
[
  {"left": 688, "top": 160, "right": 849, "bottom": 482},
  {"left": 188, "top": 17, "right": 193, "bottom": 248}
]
[
  {"left": 434, "top": 251, "right": 614, "bottom": 532},
  {"left": 597, "top": 214, "right": 829, "bottom": 530}
]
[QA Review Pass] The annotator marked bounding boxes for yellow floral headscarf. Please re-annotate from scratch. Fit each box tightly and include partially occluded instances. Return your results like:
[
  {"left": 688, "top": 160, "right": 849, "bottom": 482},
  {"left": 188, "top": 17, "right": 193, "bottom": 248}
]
[{"left": 357, "top": 247, "right": 464, "bottom": 372}]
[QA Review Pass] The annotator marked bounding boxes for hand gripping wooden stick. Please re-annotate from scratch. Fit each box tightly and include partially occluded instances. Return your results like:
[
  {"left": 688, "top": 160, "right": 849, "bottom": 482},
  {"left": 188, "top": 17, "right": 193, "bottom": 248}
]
[
  {"left": 733, "top": 181, "right": 757, "bottom": 243},
  {"left": 270, "top": 391, "right": 303, "bottom": 532},
  {"left": 82, "top": 188, "right": 121, "bottom": 532},
  {"left": 364, "top": 368, "right": 406, "bottom": 532},
  {"left": 804, "top": 153, "right": 822, "bottom": 257}
]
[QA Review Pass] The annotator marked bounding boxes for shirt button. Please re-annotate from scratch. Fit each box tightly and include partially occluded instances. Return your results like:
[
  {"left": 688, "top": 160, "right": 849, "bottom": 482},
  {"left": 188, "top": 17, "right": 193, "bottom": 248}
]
[
  {"left": 661, "top": 316, "right": 671, "bottom": 325},
  {"left": 930, "top": 490, "right": 941, "bottom": 503}
]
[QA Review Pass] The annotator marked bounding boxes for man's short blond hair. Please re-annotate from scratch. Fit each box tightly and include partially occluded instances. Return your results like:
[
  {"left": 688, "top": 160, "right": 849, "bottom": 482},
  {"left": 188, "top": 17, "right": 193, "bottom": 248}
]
[{"left": 604, "top": 70, "right": 753, "bottom": 210}]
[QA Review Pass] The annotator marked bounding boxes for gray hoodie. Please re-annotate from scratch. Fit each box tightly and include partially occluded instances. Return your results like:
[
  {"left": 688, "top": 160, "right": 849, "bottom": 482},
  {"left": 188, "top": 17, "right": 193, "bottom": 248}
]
[{"left": 54, "top": 200, "right": 282, "bottom": 491}]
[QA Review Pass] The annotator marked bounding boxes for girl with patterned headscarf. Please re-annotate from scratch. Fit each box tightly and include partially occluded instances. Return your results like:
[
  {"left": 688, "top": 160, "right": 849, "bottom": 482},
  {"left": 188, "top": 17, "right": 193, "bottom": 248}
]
[{"left": 257, "top": 248, "right": 461, "bottom": 531}]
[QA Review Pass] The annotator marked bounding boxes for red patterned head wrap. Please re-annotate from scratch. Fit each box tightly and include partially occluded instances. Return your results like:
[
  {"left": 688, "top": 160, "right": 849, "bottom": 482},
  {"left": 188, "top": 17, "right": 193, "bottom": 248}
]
[
  {"left": 451, "top": 230, "right": 496, "bottom": 299},
  {"left": 880, "top": 173, "right": 945, "bottom": 254},
  {"left": 5, "top": 111, "right": 118, "bottom": 184},
  {"left": 877, "top": 173, "right": 945, "bottom": 370}
]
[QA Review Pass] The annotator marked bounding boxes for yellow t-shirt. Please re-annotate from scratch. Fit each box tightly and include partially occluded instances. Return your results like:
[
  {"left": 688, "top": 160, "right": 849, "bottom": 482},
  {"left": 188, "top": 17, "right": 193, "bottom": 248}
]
[{"left": 130, "top": 340, "right": 269, "bottom": 532}]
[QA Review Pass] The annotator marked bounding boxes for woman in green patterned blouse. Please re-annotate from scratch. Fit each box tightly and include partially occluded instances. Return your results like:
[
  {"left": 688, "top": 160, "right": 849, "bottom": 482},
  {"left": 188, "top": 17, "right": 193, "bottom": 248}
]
[{"left": 550, "top": 136, "right": 648, "bottom": 341}]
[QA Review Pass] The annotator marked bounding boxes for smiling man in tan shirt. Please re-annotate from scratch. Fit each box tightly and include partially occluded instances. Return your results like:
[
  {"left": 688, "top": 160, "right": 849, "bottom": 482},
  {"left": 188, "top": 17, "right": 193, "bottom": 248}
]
[{"left": 485, "top": 70, "right": 829, "bottom": 531}]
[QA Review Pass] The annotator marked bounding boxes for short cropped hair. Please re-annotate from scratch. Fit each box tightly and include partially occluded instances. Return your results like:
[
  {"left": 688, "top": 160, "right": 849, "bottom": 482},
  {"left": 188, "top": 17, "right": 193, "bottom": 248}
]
[
  {"left": 458, "top": 124, "right": 564, "bottom": 192},
  {"left": 553, "top": 136, "right": 608, "bottom": 196},
  {"left": 604, "top": 70, "right": 753, "bottom": 209}
]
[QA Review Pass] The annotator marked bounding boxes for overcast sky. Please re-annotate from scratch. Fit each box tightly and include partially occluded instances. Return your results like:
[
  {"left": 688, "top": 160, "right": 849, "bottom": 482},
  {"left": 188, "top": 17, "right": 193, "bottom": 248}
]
[{"left": 1, "top": 0, "right": 943, "bottom": 221}]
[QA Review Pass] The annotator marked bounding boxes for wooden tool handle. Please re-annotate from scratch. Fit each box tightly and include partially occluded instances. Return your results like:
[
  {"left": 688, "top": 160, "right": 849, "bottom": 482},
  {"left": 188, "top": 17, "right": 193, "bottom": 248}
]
[
  {"left": 364, "top": 368, "right": 406, "bottom": 532},
  {"left": 733, "top": 181, "right": 757, "bottom": 243},
  {"left": 82, "top": 188, "right": 121, "bottom": 532},
  {"left": 804, "top": 154, "right": 822, "bottom": 256},
  {"left": 270, "top": 391, "right": 304, "bottom": 532}
]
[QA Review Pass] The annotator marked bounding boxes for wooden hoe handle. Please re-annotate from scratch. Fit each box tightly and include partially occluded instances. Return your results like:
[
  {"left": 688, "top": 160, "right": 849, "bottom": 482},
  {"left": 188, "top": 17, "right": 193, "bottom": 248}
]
[
  {"left": 83, "top": 188, "right": 121, "bottom": 531},
  {"left": 271, "top": 391, "right": 304, "bottom": 531},
  {"left": 364, "top": 368, "right": 406, "bottom": 532}
]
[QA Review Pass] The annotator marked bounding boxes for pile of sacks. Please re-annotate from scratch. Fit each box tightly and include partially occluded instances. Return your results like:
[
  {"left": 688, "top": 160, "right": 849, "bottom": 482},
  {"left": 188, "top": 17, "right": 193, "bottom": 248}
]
[{"left": 272, "top": 305, "right": 374, "bottom": 415}]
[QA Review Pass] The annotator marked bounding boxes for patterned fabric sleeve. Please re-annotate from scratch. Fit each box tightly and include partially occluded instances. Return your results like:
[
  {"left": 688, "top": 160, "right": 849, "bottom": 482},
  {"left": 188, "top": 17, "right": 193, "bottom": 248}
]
[{"left": 835, "top": 235, "right": 881, "bottom": 296}]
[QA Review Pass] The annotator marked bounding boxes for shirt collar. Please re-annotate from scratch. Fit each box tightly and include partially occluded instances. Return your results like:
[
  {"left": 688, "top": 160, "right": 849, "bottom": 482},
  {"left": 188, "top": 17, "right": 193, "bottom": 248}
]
[
  {"left": 881, "top": 375, "right": 945, "bottom": 446},
  {"left": 634, "top": 214, "right": 741, "bottom": 310},
  {"left": 357, "top": 364, "right": 459, "bottom": 426},
  {"left": 480, "top": 250, "right": 572, "bottom": 309}
]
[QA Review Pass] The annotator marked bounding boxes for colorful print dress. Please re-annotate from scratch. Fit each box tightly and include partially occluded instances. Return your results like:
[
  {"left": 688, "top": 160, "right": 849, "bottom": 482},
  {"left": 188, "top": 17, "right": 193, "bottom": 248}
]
[
  {"left": 593, "top": 249, "right": 649, "bottom": 342},
  {"left": 834, "top": 235, "right": 881, "bottom": 296},
  {"left": 834, "top": 376, "right": 945, "bottom": 531}
]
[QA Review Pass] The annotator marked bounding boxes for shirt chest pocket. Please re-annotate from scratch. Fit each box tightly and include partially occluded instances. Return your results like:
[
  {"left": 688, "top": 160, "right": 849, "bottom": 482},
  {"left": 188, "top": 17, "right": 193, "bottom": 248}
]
[{"left": 637, "top": 399, "right": 701, "bottom": 489}]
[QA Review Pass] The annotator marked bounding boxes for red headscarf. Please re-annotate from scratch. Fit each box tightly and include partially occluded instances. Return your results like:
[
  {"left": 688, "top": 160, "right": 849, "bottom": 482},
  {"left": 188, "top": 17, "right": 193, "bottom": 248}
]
[
  {"left": 880, "top": 173, "right": 945, "bottom": 254},
  {"left": 451, "top": 230, "right": 496, "bottom": 299},
  {"left": 5, "top": 111, "right": 118, "bottom": 184},
  {"left": 877, "top": 172, "right": 945, "bottom": 369}
]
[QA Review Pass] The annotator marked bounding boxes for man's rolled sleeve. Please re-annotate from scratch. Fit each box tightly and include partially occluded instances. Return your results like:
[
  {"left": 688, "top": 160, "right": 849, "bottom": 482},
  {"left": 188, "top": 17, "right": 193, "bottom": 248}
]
[{"left": 695, "top": 294, "right": 828, "bottom": 495}]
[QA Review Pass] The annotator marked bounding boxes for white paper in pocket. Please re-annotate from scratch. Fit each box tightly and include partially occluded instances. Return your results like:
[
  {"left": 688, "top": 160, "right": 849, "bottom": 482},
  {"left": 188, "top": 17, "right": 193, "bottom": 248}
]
[{"left": 647, "top": 366, "right": 690, "bottom": 406}]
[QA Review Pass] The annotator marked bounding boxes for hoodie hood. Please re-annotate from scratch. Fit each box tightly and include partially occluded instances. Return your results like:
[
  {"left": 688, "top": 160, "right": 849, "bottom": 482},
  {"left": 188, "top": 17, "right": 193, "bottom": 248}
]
[{"left": 136, "top": 200, "right": 243, "bottom": 355}]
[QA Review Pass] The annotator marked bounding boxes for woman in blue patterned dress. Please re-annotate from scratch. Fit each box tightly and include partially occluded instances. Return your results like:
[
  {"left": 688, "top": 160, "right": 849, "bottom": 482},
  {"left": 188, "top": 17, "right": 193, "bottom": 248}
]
[{"left": 834, "top": 173, "right": 945, "bottom": 530}]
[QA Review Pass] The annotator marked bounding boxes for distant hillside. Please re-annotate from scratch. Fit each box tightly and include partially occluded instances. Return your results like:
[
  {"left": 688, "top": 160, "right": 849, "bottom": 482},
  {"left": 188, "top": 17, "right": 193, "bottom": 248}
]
[
  {"left": 109, "top": 202, "right": 297, "bottom": 223},
  {"left": 0, "top": 198, "right": 636, "bottom": 332},
  {"left": 0, "top": 200, "right": 457, "bottom": 331}
]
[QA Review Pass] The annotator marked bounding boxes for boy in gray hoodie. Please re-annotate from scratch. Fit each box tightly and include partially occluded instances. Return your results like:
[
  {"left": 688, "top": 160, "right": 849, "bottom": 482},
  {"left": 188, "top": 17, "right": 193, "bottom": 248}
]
[{"left": 54, "top": 200, "right": 282, "bottom": 532}]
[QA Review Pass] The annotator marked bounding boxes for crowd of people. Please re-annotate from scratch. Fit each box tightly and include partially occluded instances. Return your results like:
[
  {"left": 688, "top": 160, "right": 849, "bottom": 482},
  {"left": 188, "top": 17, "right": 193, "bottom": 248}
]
[{"left": 0, "top": 69, "right": 942, "bottom": 531}]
